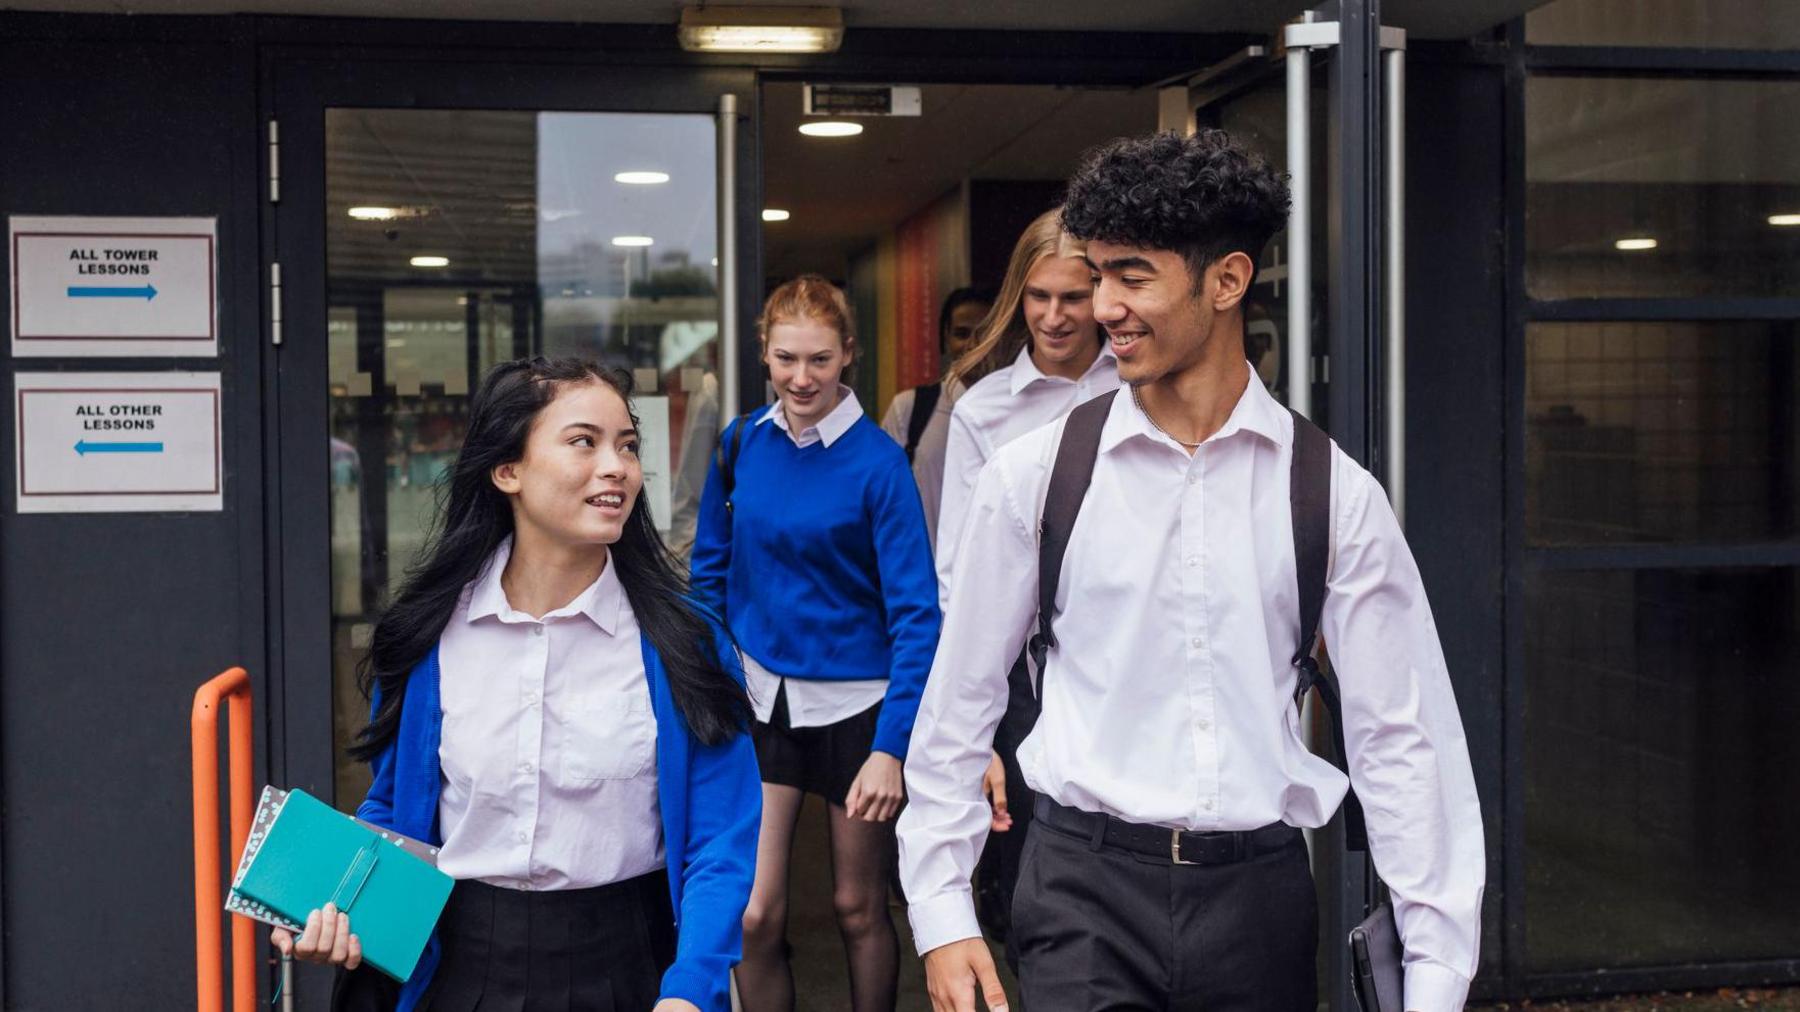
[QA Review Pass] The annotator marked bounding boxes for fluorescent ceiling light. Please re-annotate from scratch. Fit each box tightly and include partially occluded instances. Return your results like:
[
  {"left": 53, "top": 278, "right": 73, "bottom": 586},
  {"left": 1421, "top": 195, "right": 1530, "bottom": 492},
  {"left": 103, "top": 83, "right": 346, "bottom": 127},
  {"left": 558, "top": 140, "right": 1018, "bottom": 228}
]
[
  {"left": 1614, "top": 237, "right": 1657, "bottom": 251},
  {"left": 612, "top": 235, "right": 655, "bottom": 248},
  {"left": 798, "top": 121, "right": 863, "bottom": 138},
  {"left": 409, "top": 255, "right": 449, "bottom": 268},
  {"left": 678, "top": 6, "right": 844, "bottom": 53},
  {"left": 615, "top": 171, "right": 671, "bottom": 185},
  {"left": 349, "top": 206, "right": 398, "bottom": 220},
  {"left": 1769, "top": 213, "right": 1800, "bottom": 227},
  {"left": 762, "top": 209, "right": 791, "bottom": 222}
]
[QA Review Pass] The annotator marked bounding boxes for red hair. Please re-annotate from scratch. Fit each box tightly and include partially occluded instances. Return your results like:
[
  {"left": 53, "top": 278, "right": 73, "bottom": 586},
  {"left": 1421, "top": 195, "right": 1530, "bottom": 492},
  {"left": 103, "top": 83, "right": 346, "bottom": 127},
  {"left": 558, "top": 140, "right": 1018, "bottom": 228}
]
[{"left": 758, "top": 274, "right": 856, "bottom": 351}]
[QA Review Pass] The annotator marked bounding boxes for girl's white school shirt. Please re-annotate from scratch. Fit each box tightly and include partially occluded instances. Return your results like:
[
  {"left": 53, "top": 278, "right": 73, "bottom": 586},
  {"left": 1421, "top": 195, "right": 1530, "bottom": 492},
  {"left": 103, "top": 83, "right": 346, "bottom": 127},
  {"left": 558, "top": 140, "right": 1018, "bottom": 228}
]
[{"left": 435, "top": 538, "right": 663, "bottom": 890}]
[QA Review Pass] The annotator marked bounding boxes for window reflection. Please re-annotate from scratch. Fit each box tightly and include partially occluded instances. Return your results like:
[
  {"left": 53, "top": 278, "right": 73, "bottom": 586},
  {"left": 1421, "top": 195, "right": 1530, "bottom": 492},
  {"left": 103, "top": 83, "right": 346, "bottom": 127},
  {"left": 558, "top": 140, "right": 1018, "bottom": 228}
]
[
  {"left": 324, "top": 108, "right": 720, "bottom": 807},
  {"left": 1526, "top": 77, "right": 1800, "bottom": 299},
  {"left": 1525, "top": 566, "right": 1800, "bottom": 972},
  {"left": 1526, "top": 321, "right": 1800, "bottom": 545}
]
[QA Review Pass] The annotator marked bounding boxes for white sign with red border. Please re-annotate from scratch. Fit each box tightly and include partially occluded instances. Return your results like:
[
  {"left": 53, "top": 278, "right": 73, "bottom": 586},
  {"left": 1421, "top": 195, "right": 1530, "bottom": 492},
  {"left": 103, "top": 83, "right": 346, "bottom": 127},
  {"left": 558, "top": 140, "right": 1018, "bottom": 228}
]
[
  {"left": 8, "top": 216, "right": 218, "bottom": 357},
  {"left": 14, "top": 371, "right": 223, "bottom": 513}
]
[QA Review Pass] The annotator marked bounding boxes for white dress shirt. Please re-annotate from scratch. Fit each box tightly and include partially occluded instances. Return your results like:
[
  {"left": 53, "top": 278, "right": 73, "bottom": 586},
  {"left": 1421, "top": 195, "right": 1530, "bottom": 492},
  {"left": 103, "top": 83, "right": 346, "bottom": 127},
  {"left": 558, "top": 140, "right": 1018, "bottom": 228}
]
[
  {"left": 879, "top": 382, "right": 958, "bottom": 547},
  {"left": 935, "top": 343, "right": 1119, "bottom": 605},
  {"left": 897, "top": 371, "right": 1485, "bottom": 1012},
  {"left": 436, "top": 538, "right": 663, "bottom": 890},
  {"left": 744, "top": 387, "right": 888, "bottom": 726}
]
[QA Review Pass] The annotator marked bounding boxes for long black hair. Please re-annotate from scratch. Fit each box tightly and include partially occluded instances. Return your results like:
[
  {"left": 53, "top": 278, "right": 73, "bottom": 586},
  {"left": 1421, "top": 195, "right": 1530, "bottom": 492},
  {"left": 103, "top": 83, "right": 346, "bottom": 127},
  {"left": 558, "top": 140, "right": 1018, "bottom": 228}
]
[{"left": 349, "top": 356, "right": 751, "bottom": 761}]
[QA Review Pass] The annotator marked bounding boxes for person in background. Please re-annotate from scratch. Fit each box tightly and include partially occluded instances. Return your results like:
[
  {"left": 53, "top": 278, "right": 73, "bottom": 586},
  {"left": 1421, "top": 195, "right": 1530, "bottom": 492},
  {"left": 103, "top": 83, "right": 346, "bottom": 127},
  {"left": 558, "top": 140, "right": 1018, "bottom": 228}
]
[
  {"left": 879, "top": 286, "right": 995, "bottom": 545},
  {"left": 691, "top": 276, "right": 941, "bottom": 1012},
  {"left": 901, "top": 130, "right": 1483, "bottom": 1012},
  {"left": 276, "top": 357, "right": 762, "bottom": 1012},
  {"left": 932, "top": 208, "right": 1119, "bottom": 955}
]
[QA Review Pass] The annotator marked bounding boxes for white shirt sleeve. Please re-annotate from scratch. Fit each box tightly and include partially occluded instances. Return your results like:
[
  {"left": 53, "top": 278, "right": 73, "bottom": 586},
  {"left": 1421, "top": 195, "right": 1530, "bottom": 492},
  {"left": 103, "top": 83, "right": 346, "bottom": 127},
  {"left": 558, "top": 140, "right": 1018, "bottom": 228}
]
[
  {"left": 1321, "top": 456, "right": 1486, "bottom": 1012},
  {"left": 897, "top": 453, "right": 1039, "bottom": 954},
  {"left": 880, "top": 388, "right": 914, "bottom": 445},
  {"left": 932, "top": 403, "right": 990, "bottom": 610}
]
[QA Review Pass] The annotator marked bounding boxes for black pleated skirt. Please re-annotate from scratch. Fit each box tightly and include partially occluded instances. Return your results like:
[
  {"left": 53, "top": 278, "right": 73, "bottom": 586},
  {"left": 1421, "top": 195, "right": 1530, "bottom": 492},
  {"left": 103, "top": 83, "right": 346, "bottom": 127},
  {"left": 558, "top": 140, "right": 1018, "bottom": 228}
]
[{"left": 334, "top": 868, "right": 675, "bottom": 1012}]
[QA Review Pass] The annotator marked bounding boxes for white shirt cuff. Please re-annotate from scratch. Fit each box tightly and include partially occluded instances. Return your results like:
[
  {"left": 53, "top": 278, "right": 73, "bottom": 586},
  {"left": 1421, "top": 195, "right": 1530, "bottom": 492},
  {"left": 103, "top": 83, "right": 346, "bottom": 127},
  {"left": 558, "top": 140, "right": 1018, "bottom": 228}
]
[
  {"left": 905, "top": 890, "right": 984, "bottom": 956},
  {"left": 1403, "top": 960, "right": 1472, "bottom": 1012}
]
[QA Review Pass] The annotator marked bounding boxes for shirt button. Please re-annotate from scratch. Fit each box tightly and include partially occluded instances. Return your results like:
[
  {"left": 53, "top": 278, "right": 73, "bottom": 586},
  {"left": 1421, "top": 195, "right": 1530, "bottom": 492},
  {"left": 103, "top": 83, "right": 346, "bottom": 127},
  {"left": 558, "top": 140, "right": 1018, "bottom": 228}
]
[
  {"left": 532, "top": 626, "right": 544, "bottom": 636},
  {"left": 1186, "top": 556, "right": 1198, "bottom": 567},
  {"left": 1203, "top": 799, "right": 1215, "bottom": 811},
  {"left": 521, "top": 761, "right": 534, "bottom": 773},
  {"left": 1187, "top": 475, "right": 1199, "bottom": 486},
  {"left": 1190, "top": 637, "right": 1203, "bottom": 648},
  {"left": 524, "top": 692, "right": 539, "bottom": 705},
  {"left": 1197, "top": 718, "right": 1212, "bottom": 732},
  {"left": 517, "top": 830, "right": 528, "bottom": 842}
]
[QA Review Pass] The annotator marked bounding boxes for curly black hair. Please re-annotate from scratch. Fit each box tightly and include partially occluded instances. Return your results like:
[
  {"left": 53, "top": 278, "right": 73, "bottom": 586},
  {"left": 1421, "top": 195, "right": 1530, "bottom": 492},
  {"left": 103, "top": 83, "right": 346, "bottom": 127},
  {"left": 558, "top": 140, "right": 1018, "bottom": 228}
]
[{"left": 1060, "top": 130, "right": 1290, "bottom": 292}]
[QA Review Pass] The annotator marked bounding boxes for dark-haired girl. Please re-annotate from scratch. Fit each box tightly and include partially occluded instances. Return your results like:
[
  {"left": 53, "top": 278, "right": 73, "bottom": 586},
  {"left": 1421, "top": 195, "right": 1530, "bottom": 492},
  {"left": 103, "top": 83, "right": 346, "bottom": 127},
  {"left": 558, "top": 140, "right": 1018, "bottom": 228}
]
[
  {"left": 692, "top": 276, "right": 940, "bottom": 1012},
  {"left": 273, "top": 358, "right": 762, "bottom": 1012}
]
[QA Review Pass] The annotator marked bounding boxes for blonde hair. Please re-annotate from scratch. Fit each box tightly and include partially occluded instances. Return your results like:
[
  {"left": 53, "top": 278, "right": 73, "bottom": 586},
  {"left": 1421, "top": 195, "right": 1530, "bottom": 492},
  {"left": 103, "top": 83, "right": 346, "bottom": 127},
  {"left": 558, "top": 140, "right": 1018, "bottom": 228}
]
[
  {"left": 758, "top": 274, "right": 856, "bottom": 354},
  {"left": 944, "top": 209, "right": 1088, "bottom": 393}
]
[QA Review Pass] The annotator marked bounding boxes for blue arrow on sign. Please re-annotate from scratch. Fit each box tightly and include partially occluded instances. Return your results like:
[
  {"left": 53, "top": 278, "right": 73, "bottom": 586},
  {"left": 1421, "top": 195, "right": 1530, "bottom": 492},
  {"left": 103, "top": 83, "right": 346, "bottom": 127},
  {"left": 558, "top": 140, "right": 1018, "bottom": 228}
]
[
  {"left": 66, "top": 284, "right": 158, "bottom": 301},
  {"left": 75, "top": 440, "right": 164, "bottom": 455}
]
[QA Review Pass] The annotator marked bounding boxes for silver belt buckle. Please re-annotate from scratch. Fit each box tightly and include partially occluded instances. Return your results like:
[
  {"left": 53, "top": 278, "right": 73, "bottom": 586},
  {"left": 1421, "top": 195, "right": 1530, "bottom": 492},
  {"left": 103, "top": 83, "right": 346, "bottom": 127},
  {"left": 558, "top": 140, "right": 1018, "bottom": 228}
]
[{"left": 1171, "top": 829, "right": 1196, "bottom": 865}]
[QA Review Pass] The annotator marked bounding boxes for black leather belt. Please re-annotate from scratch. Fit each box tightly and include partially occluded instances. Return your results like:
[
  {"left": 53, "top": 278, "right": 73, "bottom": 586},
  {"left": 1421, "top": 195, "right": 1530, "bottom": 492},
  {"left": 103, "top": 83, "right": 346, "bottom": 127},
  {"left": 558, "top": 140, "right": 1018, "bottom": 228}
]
[{"left": 1034, "top": 796, "right": 1301, "bottom": 866}]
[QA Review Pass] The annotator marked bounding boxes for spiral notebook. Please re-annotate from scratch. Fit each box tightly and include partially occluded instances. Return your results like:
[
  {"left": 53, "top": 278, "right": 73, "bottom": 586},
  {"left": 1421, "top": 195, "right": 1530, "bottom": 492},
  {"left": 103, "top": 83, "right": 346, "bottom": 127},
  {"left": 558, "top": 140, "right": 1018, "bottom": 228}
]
[{"left": 226, "top": 786, "right": 454, "bottom": 981}]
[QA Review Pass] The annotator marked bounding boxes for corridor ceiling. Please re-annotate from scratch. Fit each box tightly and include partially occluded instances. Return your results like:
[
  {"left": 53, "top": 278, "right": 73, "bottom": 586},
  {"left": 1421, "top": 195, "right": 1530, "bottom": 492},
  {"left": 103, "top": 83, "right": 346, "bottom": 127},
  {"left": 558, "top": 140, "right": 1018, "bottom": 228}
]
[{"left": 18, "top": 0, "right": 1550, "bottom": 41}]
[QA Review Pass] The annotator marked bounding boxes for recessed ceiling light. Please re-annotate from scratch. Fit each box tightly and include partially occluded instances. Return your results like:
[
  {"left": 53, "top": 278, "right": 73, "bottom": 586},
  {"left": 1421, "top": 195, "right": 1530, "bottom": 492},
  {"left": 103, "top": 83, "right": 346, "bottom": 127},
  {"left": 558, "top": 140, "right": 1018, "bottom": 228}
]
[
  {"left": 409, "top": 255, "right": 450, "bottom": 268},
  {"left": 611, "top": 235, "right": 655, "bottom": 248},
  {"left": 1614, "top": 237, "right": 1658, "bottom": 252},
  {"left": 615, "top": 171, "right": 671, "bottom": 185},
  {"left": 349, "top": 206, "right": 399, "bottom": 221},
  {"left": 677, "top": 6, "right": 844, "bottom": 53},
  {"left": 1769, "top": 213, "right": 1800, "bottom": 227},
  {"left": 799, "top": 121, "right": 864, "bottom": 138},
  {"left": 762, "top": 209, "right": 791, "bottom": 222}
]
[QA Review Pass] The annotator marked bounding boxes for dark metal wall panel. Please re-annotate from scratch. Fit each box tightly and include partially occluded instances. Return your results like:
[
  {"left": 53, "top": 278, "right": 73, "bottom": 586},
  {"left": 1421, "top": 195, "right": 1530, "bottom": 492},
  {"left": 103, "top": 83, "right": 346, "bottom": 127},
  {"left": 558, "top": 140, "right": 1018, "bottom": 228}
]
[
  {"left": 0, "top": 25, "right": 264, "bottom": 1011},
  {"left": 1403, "top": 56, "right": 1509, "bottom": 990}
]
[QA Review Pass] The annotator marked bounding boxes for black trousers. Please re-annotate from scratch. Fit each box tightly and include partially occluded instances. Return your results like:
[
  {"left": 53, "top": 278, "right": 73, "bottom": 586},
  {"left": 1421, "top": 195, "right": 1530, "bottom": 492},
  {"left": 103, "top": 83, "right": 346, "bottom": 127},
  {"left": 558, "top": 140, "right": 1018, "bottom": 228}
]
[{"left": 1012, "top": 805, "right": 1318, "bottom": 1012}]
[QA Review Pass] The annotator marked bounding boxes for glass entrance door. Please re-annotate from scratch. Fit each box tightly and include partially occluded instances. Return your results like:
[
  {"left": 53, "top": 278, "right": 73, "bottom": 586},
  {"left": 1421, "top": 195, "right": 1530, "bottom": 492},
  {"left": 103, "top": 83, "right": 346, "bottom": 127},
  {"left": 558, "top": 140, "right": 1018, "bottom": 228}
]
[{"left": 268, "top": 58, "right": 756, "bottom": 827}]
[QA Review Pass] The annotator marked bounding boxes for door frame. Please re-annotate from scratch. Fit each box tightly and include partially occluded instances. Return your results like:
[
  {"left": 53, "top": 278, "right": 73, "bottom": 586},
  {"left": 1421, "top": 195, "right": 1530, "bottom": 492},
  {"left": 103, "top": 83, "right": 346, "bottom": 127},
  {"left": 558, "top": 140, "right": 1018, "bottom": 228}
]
[{"left": 259, "top": 52, "right": 762, "bottom": 806}]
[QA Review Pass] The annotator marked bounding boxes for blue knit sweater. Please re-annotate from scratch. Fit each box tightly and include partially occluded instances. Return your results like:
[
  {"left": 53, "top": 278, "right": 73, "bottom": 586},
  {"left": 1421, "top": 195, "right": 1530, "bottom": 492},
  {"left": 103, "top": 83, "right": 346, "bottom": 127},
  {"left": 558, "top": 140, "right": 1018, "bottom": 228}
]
[
  {"left": 690, "top": 409, "right": 941, "bottom": 758},
  {"left": 356, "top": 623, "right": 761, "bottom": 1012}
]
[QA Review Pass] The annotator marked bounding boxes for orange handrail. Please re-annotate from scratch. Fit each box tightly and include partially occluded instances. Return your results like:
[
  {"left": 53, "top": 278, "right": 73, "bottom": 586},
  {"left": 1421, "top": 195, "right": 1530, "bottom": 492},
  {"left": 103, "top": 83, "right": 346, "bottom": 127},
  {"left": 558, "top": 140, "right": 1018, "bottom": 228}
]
[{"left": 192, "top": 667, "right": 256, "bottom": 1012}]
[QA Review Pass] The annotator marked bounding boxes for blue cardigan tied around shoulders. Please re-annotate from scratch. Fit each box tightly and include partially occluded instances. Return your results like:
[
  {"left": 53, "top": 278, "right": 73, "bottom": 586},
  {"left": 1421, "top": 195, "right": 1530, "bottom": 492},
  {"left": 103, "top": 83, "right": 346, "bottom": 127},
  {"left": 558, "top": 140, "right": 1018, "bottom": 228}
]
[{"left": 356, "top": 627, "right": 762, "bottom": 1012}]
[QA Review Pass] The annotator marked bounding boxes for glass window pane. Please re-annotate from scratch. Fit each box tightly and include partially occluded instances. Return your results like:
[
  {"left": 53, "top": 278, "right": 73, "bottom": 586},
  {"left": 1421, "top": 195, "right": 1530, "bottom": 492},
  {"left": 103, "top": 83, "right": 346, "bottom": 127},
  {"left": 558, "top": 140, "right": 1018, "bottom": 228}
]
[
  {"left": 1525, "top": 567, "right": 1800, "bottom": 973},
  {"left": 324, "top": 108, "right": 719, "bottom": 808},
  {"left": 1526, "top": 321, "right": 1800, "bottom": 545},
  {"left": 1527, "top": 0, "right": 1800, "bottom": 50},
  {"left": 1526, "top": 77, "right": 1800, "bottom": 299}
]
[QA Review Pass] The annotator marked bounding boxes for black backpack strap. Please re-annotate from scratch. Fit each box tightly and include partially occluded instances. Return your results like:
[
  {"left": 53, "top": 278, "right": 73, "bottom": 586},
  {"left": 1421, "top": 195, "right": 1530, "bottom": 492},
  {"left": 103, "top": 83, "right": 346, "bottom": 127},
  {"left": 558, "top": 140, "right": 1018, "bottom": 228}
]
[
  {"left": 1027, "top": 390, "right": 1118, "bottom": 697},
  {"left": 904, "top": 383, "right": 942, "bottom": 463},
  {"left": 714, "top": 411, "right": 757, "bottom": 513},
  {"left": 1288, "top": 408, "right": 1369, "bottom": 852}
]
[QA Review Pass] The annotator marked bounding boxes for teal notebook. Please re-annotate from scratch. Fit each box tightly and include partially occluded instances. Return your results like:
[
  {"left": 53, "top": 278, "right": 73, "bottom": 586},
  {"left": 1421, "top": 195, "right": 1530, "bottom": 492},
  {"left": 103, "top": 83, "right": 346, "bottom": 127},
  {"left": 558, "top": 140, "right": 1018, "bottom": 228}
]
[{"left": 226, "top": 786, "right": 454, "bottom": 981}]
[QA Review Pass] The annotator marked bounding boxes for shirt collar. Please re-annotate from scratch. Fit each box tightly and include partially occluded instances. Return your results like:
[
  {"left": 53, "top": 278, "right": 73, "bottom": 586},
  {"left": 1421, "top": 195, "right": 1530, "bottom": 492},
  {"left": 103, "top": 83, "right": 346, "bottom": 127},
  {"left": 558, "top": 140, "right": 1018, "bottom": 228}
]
[
  {"left": 1008, "top": 341, "right": 1117, "bottom": 396},
  {"left": 758, "top": 385, "right": 863, "bottom": 447},
  {"left": 464, "top": 536, "right": 625, "bottom": 634},
  {"left": 1099, "top": 361, "right": 1287, "bottom": 455}
]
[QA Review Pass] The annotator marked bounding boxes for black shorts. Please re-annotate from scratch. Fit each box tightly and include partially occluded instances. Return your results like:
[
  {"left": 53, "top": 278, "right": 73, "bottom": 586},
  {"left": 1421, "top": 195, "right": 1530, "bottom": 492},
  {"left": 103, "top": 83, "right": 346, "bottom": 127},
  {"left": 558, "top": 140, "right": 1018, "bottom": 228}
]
[{"left": 751, "top": 681, "right": 882, "bottom": 807}]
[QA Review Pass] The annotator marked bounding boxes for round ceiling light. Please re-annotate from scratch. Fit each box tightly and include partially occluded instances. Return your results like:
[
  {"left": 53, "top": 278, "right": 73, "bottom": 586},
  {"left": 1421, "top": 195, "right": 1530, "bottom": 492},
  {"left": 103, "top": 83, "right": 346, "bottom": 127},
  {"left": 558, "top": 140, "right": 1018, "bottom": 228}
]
[{"left": 798, "top": 120, "right": 863, "bottom": 138}]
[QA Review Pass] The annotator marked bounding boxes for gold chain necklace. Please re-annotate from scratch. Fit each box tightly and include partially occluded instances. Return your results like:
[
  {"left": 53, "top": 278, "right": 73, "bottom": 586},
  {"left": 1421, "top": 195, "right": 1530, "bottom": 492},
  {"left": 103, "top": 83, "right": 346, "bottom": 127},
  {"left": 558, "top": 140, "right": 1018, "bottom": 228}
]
[{"left": 1131, "top": 387, "right": 1203, "bottom": 449}]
